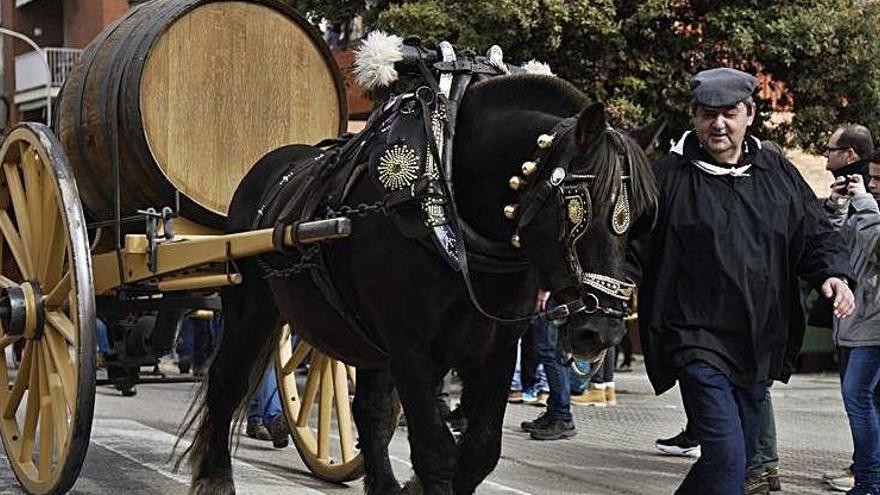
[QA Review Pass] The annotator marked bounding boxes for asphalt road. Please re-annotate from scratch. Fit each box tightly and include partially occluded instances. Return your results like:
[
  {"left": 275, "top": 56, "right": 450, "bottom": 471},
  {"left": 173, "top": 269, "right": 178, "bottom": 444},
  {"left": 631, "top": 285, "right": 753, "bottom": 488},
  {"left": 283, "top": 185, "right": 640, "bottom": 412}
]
[{"left": 0, "top": 361, "right": 857, "bottom": 494}]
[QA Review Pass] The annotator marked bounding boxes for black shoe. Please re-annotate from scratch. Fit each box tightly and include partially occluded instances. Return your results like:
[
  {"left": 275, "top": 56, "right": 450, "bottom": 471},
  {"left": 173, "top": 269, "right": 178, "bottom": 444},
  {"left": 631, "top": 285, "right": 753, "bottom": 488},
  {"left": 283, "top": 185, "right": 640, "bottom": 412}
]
[
  {"left": 655, "top": 431, "right": 701, "bottom": 457},
  {"left": 529, "top": 418, "right": 577, "bottom": 441},
  {"left": 765, "top": 468, "right": 782, "bottom": 492},
  {"left": 520, "top": 412, "right": 552, "bottom": 433},
  {"left": 266, "top": 416, "right": 290, "bottom": 448},
  {"left": 246, "top": 423, "right": 272, "bottom": 441},
  {"left": 178, "top": 359, "right": 191, "bottom": 374},
  {"left": 745, "top": 475, "right": 770, "bottom": 495}
]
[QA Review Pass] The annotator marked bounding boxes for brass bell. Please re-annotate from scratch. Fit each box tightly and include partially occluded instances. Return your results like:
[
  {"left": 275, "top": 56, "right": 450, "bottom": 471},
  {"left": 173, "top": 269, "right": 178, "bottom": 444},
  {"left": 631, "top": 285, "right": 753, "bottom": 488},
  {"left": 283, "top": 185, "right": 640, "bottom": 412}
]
[
  {"left": 521, "top": 161, "right": 538, "bottom": 176},
  {"left": 503, "top": 204, "right": 519, "bottom": 219},
  {"left": 537, "top": 134, "right": 554, "bottom": 149},
  {"left": 509, "top": 175, "right": 525, "bottom": 190},
  {"left": 511, "top": 232, "right": 522, "bottom": 248}
]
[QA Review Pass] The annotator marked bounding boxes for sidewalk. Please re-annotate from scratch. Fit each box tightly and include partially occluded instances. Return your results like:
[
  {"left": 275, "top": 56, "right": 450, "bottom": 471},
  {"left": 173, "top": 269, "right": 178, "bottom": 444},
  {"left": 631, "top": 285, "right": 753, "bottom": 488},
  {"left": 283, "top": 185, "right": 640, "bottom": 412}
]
[{"left": 500, "top": 361, "right": 851, "bottom": 494}]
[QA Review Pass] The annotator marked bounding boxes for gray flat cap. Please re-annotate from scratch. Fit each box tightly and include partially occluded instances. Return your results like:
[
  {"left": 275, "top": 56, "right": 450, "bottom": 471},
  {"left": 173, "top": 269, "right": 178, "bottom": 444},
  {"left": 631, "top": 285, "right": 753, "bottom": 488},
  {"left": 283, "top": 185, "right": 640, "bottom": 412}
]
[{"left": 691, "top": 68, "right": 757, "bottom": 108}]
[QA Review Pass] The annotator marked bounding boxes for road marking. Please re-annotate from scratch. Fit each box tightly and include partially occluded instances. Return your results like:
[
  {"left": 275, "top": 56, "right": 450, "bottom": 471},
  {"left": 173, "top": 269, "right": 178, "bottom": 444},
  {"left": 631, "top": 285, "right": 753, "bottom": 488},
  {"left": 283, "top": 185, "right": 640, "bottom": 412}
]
[
  {"left": 388, "top": 454, "right": 535, "bottom": 495},
  {"left": 91, "top": 418, "right": 327, "bottom": 495},
  {"left": 549, "top": 461, "right": 682, "bottom": 479}
]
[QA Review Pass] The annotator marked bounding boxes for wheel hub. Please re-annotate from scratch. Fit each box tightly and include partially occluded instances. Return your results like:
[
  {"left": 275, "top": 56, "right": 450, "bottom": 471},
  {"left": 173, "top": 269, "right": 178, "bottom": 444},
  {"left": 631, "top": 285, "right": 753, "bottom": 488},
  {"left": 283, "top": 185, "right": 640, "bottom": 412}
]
[{"left": 0, "top": 281, "right": 45, "bottom": 340}]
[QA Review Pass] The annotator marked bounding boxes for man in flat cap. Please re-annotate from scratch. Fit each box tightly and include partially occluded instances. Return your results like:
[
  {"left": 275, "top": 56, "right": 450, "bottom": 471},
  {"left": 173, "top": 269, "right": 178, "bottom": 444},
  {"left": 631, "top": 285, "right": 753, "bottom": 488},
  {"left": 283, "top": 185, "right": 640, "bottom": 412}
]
[{"left": 629, "top": 67, "right": 856, "bottom": 494}]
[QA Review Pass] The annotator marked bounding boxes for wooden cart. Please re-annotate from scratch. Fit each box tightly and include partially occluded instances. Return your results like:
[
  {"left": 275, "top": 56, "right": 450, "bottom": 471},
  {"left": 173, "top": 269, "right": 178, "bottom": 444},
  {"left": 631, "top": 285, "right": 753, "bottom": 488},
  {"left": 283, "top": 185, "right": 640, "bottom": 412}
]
[{"left": 0, "top": 1, "right": 368, "bottom": 493}]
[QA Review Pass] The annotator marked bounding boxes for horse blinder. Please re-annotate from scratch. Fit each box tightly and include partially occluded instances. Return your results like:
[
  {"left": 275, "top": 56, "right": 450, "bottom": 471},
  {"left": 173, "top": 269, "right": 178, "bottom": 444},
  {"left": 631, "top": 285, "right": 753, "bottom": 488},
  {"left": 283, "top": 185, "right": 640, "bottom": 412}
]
[{"left": 510, "top": 124, "right": 634, "bottom": 324}]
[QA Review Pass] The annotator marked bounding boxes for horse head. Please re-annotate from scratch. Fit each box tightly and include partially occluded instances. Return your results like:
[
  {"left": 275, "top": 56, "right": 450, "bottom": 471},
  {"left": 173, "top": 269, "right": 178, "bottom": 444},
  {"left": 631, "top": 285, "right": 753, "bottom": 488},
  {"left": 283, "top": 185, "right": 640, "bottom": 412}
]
[{"left": 513, "top": 101, "right": 661, "bottom": 364}]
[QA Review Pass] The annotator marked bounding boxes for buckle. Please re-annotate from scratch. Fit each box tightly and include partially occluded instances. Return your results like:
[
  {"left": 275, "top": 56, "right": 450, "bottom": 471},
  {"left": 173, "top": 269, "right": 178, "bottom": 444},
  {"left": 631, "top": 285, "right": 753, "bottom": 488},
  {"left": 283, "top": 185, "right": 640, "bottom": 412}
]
[{"left": 546, "top": 298, "right": 590, "bottom": 321}]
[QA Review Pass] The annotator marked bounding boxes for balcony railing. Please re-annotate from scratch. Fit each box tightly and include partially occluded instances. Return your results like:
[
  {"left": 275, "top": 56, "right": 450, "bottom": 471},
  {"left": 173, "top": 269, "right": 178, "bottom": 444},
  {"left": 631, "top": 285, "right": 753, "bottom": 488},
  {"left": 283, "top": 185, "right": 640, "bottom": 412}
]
[{"left": 15, "top": 47, "right": 83, "bottom": 93}]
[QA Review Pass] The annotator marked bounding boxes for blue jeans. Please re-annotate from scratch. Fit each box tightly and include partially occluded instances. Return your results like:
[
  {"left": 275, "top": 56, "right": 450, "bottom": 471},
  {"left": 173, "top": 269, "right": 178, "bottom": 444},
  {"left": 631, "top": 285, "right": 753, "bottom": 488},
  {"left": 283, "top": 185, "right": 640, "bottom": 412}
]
[
  {"left": 176, "top": 317, "right": 220, "bottom": 369},
  {"left": 248, "top": 364, "right": 283, "bottom": 425},
  {"left": 533, "top": 312, "right": 571, "bottom": 422},
  {"left": 840, "top": 346, "right": 880, "bottom": 488},
  {"left": 511, "top": 339, "right": 548, "bottom": 393},
  {"left": 568, "top": 359, "right": 590, "bottom": 395},
  {"left": 676, "top": 361, "right": 766, "bottom": 495},
  {"left": 746, "top": 385, "right": 779, "bottom": 478},
  {"left": 96, "top": 318, "right": 111, "bottom": 357}
]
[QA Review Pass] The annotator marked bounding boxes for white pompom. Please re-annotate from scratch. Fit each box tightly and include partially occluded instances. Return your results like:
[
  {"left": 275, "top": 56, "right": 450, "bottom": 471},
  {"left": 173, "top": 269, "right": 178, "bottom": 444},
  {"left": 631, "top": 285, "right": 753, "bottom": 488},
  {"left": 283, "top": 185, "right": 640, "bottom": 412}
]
[
  {"left": 522, "top": 60, "right": 555, "bottom": 77},
  {"left": 354, "top": 31, "right": 405, "bottom": 89}
]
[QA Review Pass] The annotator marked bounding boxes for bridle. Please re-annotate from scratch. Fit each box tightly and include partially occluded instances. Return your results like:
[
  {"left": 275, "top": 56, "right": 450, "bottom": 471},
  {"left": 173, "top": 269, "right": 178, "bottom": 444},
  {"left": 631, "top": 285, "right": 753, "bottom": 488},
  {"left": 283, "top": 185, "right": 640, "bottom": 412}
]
[
  {"left": 437, "top": 105, "right": 639, "bottom": 327},
  {"left": 514, "top": 117, "right": 636, "bottom": 323}
]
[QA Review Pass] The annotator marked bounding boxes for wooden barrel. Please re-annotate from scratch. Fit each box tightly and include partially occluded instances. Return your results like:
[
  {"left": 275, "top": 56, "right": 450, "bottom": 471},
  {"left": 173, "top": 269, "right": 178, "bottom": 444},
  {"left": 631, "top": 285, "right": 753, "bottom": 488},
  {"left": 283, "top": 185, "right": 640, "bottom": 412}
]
[{"left": 57, "top": 0, "right": 346, "bottom": 228}]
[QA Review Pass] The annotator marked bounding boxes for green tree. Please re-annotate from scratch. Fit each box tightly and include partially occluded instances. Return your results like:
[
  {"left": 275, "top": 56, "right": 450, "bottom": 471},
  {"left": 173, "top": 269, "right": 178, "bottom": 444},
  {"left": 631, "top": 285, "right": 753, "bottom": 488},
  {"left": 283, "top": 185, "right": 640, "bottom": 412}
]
[
  {"left": 614, "top": 0, "right": 880, "bottom": 149},
  {"left": 291, "top": 0, "right": 880, "bottom": 149}
]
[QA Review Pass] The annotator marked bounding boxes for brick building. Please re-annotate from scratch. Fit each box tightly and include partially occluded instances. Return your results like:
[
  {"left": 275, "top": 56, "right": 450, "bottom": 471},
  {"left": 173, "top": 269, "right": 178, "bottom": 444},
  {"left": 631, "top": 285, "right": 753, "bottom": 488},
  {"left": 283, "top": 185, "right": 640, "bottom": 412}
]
[
  {"left": 0, "top": 0, "right": 370, "bottom": 130},
  {"left": 0, "top": 0, "right": 137, "bottom": 127}
]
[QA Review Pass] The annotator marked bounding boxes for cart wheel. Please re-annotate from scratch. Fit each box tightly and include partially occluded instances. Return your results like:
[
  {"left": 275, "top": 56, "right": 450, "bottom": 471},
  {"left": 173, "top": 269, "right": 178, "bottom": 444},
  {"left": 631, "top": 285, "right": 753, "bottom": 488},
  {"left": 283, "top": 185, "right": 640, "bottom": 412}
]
[
  {"left": 0, "top": 124, "right": 96, "bottom": 495},
  {"left": 276, "top": 324, "right": 364, "bottom": 482}
]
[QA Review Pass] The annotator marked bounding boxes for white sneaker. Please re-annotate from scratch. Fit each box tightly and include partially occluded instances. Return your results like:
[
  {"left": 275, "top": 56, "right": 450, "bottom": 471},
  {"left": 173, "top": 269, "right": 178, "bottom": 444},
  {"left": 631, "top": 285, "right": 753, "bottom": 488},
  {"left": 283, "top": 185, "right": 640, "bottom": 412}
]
[
  {"left": 822, "top": 467, "right": 852, "bottom": 481},
  {"left": 827, "top": 473, "right": 855, "bottom": 492},
  {"left": 654, "top": 431, "right": 701, "bottom": 458}
]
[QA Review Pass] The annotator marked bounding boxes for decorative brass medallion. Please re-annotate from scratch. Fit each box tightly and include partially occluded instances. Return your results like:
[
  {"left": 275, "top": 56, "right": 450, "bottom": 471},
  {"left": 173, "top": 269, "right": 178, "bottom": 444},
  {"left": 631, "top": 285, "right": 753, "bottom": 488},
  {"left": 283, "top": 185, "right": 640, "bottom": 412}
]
[
  {"left": 612, "top": 183, "right": 631, "bottom": 235},
  {"left": 568, "top": 197, "right": 585, "bottom": 225},
  {"left": 378, "top": 144, "right": 419, "bottom": 190}
]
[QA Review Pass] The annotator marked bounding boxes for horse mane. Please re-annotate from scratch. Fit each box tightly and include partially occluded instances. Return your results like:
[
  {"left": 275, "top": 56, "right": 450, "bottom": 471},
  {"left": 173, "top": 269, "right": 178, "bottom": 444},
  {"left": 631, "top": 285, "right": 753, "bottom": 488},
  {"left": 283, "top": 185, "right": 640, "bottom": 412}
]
[
  {"left": 461, "top": 74, "right": 657, "bottom": 223},
  {"left": 600, "top": 129, "right": 658, "bottom": 224},
  {"left": 461, "top": 74, "right": 591, "bottom": 119}
]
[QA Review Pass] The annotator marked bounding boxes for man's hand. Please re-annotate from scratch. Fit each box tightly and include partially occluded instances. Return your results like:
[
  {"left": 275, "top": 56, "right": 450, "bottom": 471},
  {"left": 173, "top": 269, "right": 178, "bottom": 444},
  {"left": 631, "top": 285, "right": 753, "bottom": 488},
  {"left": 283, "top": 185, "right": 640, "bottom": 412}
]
[
  {"left": 847, "top": 174, "right": 868, "bottom": 196},
  {"left": 829, "top": 177, "right": 849, "bottom": 204},
  {"left": 821, "top": 277, "right": 855, "bottom": 318}
]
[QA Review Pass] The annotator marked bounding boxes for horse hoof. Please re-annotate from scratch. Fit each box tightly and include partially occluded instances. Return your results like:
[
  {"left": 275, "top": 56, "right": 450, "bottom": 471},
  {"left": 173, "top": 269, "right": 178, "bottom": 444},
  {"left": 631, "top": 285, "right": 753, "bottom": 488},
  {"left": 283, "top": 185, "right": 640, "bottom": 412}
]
[{"left": 189, "top": 475, "right": 235, "bottom": 495}]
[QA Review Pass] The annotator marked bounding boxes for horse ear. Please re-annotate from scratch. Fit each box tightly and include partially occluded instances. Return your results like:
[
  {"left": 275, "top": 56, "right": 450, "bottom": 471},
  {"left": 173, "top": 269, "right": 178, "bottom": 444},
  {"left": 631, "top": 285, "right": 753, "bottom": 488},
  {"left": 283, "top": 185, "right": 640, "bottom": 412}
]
[
  {"left": 632, "top": 117, "right": 667, "bottom": 152},
  {"left": 575, "top": 102, "right": 607, "bottom": 149}
]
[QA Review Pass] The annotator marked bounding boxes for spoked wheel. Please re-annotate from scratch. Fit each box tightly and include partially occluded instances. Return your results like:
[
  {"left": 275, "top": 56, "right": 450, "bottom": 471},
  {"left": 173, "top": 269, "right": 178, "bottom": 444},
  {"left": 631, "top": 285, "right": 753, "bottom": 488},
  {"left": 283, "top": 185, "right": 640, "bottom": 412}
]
[
  {"left": 276, "top": 324, "right": 364, "bottom": 482},
  {"left": 0, "top": 124, "right": 96, "bottom": 494}
]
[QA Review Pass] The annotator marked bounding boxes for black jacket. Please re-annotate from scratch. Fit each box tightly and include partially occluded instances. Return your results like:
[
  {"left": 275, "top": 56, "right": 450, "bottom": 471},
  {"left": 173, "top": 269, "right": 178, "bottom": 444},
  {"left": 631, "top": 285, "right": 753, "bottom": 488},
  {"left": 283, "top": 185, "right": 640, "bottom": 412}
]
[
  {"left": 832, "top": 159, "right": 871, "bottom": 185},
  {"left": 631, "top": 131, "right": 852, "bottom": 394}
]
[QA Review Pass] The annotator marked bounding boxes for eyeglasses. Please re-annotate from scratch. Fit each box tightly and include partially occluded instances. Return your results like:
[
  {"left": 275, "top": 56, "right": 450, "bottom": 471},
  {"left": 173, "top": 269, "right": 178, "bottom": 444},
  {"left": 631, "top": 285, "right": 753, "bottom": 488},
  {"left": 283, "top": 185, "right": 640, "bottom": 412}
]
[{"left": 823, "top": 145, "right": 851, "bottom": 155}]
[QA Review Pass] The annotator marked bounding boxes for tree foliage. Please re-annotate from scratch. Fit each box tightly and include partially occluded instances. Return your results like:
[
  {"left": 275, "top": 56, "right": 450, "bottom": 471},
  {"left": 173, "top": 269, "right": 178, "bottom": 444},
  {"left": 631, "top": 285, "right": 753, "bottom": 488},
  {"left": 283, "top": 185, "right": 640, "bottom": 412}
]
[{"left": 289, "top": 0, "right": 880, "bottom": 150}]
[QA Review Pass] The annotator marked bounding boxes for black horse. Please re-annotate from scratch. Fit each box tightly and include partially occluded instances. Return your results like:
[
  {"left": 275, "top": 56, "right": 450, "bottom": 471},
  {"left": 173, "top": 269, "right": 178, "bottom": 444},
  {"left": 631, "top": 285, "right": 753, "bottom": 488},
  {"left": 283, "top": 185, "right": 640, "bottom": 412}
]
[{"left": 182, "top": 74, "right": 659, "bottom": 494}]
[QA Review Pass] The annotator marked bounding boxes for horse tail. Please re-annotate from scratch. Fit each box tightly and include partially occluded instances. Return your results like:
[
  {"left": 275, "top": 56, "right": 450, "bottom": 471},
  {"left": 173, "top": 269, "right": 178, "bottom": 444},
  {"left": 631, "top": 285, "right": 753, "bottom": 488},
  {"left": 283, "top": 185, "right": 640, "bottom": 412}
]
[
  {"left": 172, "top": 270, "right": 282, "bottom": 475},
  {"left": 172, "top": 144, "right": 314, "bottom": 477}
]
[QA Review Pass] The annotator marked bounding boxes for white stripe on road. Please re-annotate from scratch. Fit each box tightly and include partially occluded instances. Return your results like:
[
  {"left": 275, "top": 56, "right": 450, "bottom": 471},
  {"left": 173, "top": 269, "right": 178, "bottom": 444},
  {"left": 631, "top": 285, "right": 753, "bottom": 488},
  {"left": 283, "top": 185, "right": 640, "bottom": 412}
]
[
  {"left": 91, "top": 418, "right": 326, "bottom": 495},
  {"left": 388, "top": 454, "right": 535, "bottom": 495}
]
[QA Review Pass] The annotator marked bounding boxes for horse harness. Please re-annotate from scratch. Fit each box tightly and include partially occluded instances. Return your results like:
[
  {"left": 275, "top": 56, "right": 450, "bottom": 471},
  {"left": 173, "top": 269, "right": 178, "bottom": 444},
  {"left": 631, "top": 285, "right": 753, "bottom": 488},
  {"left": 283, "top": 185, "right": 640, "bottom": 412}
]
[
  {"left": 514, "top": 117, "right": 636, "bottom": 323},
  {"left": 253, "top": 45, "right": 635, "bottom": 344}
]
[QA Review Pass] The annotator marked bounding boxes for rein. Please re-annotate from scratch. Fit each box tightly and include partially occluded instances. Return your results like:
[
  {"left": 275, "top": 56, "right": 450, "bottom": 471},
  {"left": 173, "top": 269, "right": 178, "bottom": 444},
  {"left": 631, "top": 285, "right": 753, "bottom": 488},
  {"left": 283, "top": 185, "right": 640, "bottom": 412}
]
[
  {"left": 447, "top": 110, "right": 636, "bottom": 324},
  {"left": 514, "top": 118, "right": 636, "bottom": 323}
]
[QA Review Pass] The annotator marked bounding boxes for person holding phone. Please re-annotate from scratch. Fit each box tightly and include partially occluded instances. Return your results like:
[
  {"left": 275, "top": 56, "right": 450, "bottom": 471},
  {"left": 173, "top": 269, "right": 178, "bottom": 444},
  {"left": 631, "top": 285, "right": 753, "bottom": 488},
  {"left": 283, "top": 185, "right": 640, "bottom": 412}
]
[{"left": 825, "top": 163, "right": 880, "bottom": 495}]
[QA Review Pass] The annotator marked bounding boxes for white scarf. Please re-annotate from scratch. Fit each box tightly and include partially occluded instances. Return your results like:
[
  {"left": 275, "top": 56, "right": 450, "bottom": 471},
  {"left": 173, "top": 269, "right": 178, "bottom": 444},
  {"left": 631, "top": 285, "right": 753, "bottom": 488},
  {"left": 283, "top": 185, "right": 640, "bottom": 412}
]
[{"left": 672, "top": 131, "right": 761, "bottom": 178}]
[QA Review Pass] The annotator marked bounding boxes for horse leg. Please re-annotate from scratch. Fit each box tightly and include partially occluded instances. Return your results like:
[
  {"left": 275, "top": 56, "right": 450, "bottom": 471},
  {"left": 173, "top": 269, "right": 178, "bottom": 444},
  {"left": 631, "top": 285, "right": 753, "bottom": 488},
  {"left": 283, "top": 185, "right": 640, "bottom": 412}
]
[
  {"left": 392, "top": 350, "right": 456, "bottom": 495},
  {"left": 452, "top": 338, "right": 518, "bottom": 495},
  {"left": 188, "top": 272, "right": 280, "bottom": 494},
  {"left": 353, "top": 367, "right": 401, "bottom": 494}
]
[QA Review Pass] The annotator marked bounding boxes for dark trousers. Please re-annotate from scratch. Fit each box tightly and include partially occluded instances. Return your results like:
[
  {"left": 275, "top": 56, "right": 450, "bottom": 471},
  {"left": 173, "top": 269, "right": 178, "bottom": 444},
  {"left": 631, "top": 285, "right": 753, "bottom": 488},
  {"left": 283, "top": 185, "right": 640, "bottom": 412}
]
[
  {"left": 596, "top": 346, "right": 615, "bottom": 383},
  {"left": 619, "top": 331, "right": 634, "bottom": 367},
  {"left": 840, "top": 346, "right": 880, "bottom": 487},
  {"left": 519, "top": 323, "right": 538, "bottom": 391},
  {"left": 745, "top": 386, "right": 778, "bottom": 478},
  {"left": 534, "top": 312, "right": 571, "bottom": 422},
  {"left": 676, "top": 361, "right": 767, "bottom": 495},
  {"left": 176, "top": 316, "right": 221, "bottom": 370}
]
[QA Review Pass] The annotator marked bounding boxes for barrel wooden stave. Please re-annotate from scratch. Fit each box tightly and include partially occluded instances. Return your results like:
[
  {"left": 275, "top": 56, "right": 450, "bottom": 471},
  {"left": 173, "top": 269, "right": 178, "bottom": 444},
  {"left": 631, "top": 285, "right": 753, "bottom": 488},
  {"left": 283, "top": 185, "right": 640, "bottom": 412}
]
[{"left": 58, "top": 0, "right": 346, "bottom": 229}]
